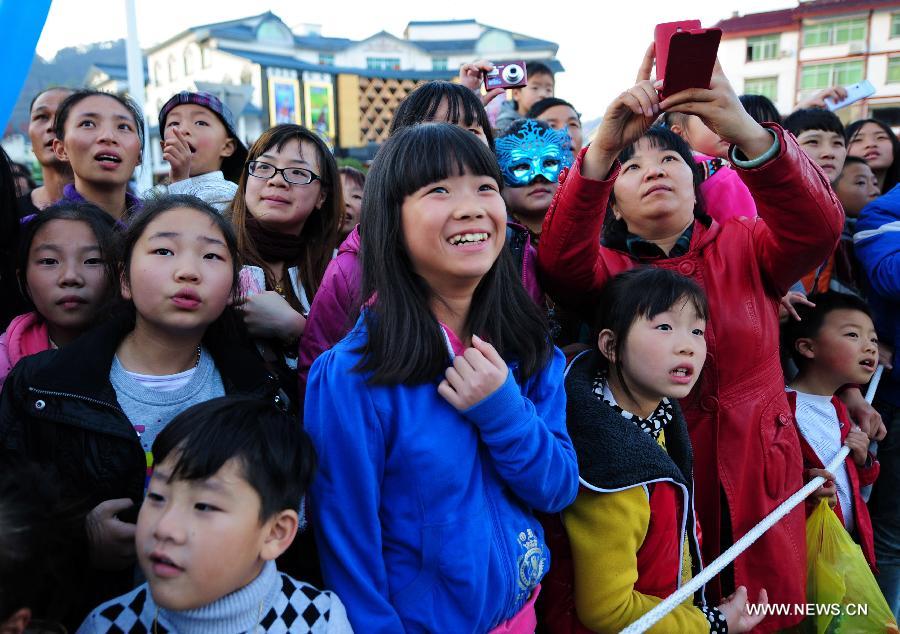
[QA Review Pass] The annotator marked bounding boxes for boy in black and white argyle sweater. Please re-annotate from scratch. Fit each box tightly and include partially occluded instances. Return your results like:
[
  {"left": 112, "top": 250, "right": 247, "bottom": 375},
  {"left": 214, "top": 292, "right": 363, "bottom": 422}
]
[{"left": 76, "top": 397, "right": 353, "bottom": 633}]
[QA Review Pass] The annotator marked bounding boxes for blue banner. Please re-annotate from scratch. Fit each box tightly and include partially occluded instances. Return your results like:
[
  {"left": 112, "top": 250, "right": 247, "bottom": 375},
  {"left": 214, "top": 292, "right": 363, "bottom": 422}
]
[{"left": 0, "top": 0, "right": 53, "bottom": 134}]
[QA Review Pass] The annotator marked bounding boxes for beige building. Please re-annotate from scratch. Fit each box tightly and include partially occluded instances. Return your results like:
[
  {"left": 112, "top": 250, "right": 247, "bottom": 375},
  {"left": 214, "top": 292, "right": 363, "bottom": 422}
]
[
  {"left": 716, "top": 0, "right": 900, "bottom": 123},
  {"left": 136, "top": 11, "right": 560, "bottom": 174}
]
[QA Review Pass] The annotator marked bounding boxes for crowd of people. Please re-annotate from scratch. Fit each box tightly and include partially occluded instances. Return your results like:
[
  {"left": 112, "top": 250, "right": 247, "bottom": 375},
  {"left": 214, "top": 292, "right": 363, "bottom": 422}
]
[{"left": 0, "top": 40, "right": 898, "bottom": 634}]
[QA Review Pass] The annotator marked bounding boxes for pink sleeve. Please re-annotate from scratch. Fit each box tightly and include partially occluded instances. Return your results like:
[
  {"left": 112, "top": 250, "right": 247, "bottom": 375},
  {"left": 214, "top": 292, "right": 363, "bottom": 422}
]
[{"left": 700, "top": 164, "right": 758, "bottom": 223}]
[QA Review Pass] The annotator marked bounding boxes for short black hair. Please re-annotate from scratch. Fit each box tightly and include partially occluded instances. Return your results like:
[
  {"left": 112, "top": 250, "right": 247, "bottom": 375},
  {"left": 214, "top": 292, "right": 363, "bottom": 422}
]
[
  {"left": 525, "top": 61, "right": 554, "bottom": 80},
  {"left": 783, "top": 108, "right": 845, "bottom": 139},
  {"left": 836, "top": 155, "right": 870, "bottom": 181},
  {"left": 739, "top": 94, "right": 782, "bottom": 126},
  {"left": 28, "top": 86, "right": 74, "bottom": 113},
  {"left": 54, "top": 89, "right": 145, "bottom": 151},
  {"left": 525, "top": 97, "right": 579, "bottom": 120},
  {"left": 782, "top": 291, "right": 873, "bottom": 370},
  {"left": 151, "top": 396, "right": 317, "bottom": 521},
  {"left": 389, "top": 80, "right": 495, "bottom": 150},
  {"left": 0, "top": 453, "right": 81, "bottom": 621},
  {"left": 594, "top": 268, "right": 709, "bottom": 403}
]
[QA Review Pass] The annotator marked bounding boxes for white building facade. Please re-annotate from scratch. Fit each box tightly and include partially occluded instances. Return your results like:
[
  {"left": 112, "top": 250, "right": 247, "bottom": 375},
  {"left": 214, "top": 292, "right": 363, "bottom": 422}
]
[{"left": 716, "top": 0, "right": 900, "bottom": 123}]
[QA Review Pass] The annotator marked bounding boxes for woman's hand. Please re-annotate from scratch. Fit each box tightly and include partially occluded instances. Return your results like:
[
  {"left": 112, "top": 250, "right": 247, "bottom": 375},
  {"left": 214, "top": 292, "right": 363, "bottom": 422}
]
[
  {"left": 839, "top": 386, "right": 887, "bottom": 440},
  {"left": 778, "top": 291, "right": 815, "bottom": 322},
  {"left": 438, "top": 335, "right": 509, "bottom": 410},
  {"left": 585, "top": 43, "right": 660, "bottom": 180},
  {"left": 458, "top": 59, "right": 505, "bottom": 106},
  {"left": 237, "top": 291, "right": 306, "bottom": 342},
  {"left": 796, "top": 86, "right": 848, "bottom": 111},
  {"left": 659, "top": 59, "right": 773, "bottom": 160},
  {"left": 718, "top": 586, "right": 768, "bottom": 633},
  {"left": 86, "top": 498, "right": 137, "bottom": 570},
  {"left": 846, "top": 426, "right": 871, "bottom": 467}
]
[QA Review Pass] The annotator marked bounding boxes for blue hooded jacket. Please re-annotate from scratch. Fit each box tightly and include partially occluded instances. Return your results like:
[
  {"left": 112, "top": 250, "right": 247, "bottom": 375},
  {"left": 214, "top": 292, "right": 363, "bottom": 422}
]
[
  {"left": 855, "top": 185, "right": 900, "bottom": 406},
  {"left": 305, "top": 317, "right": 578, "bottom": 632}
]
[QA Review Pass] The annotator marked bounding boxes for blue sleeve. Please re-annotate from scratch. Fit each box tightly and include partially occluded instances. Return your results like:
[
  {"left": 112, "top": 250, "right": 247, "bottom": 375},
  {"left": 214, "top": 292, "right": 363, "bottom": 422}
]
[
  {"left": 855, "top": 199, "right": 900, "bottom": 298},
  {"left": 304, "top": 349, "right": 405, "bottom": 634},
  {"left": 461, "top": 346, "right": 579, "bottom": 513}
]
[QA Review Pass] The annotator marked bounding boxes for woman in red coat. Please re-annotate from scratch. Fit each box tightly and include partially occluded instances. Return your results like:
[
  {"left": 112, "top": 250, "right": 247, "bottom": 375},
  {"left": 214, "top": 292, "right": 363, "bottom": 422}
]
[{"left": 537, "top": 49, "right": 844, "bottom": 631}]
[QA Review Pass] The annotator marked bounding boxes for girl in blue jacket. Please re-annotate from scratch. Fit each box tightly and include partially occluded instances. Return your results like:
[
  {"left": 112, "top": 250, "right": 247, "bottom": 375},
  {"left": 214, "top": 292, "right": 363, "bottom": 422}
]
[{"left": 304, "top": 122, "right": 579, "bottom": 633}]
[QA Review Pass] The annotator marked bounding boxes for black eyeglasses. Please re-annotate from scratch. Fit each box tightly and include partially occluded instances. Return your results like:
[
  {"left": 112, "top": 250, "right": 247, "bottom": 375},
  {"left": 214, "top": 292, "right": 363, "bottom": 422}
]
[{"left": 247, "top": 160, "right": 320, "bottom": 185}]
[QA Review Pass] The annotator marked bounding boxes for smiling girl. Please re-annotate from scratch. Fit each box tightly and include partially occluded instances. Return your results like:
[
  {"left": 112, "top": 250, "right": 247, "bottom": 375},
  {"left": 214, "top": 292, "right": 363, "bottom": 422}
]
[
  {"left": 846, "top": 118, "right": 900, "bottom": 194},
  {"left": 228, "top": 124, "right": 341, "bottom": 405},
  {"left": 0, "top": 194, "right": 285, "bottom": 628},
  {"left": 52, "top": 90, "right": 144, "bottom": 223},
  {"left": 305, "top": 123, "right": 578, "bottom": 632}
]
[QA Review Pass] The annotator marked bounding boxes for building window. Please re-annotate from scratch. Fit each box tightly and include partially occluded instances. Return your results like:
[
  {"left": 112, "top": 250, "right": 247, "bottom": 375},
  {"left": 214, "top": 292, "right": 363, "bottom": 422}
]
[
  {"left": 319, "top": 53, "right": 335, "bottom": 66},
  {"left": 889, "top": 57, "right": 900, "bottom": 83},
  {"left": 366, "top": 57, "right": 401, "bottom": 71},
  {"left": 432, "top": 57, "right": 448, "bottom": 71},
  {"left": 183, "top": 48, "right": 195, "bottom": 76},
  {"left": 745, "top": 76, "right": 778, "bottom": 101},
  {"left": 893, "top": 13, "right": 900, "bottom": 38},
  {"left": 168, "top": 55, "right": 178, "bottom": 81},
  {"left": 154, "top": 61, "right": 164, "bottom": 86},
  {"left": 800, "top": 60, "right": 865, "bottom": 90},
  {"left": 802, "top": 18, "right": 866, "bottom": 47},
  {"left": 201, "top": 47, "right": 212, "bottom": 69},
  {"left": 746, "top": 35, "right": 779, "bottom": 62}
]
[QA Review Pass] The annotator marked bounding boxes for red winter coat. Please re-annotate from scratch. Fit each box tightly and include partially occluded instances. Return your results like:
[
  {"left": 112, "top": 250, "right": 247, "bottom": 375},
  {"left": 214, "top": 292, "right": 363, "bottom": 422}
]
[
  {"left": 537, "top": 125, "right": 843, "bottom": 632},
  {"left": 786, "top": 391, "right": 880, "bottom": 572}
]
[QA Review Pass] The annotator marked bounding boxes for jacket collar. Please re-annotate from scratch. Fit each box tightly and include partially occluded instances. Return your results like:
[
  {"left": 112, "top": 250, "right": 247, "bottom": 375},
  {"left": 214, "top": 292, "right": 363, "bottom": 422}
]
[
  {"left": 28, "top": 313, "right": 274, "bottom": 400},
  {"left": 565, "top": 350, "right": 694, "bottom": 491}
]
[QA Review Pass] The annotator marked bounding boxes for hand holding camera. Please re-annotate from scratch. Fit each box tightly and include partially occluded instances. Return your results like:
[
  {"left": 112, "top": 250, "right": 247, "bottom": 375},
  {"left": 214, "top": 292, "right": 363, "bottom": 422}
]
[{"left": 458, "top": 59, "right": 506, "bottom": 106}]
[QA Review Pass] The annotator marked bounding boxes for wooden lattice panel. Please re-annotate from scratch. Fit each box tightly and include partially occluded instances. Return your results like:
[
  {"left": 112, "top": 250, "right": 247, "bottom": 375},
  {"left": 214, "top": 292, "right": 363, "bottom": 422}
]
[{"left": 359, "top": 77, "right": 425, "bottom": 144}]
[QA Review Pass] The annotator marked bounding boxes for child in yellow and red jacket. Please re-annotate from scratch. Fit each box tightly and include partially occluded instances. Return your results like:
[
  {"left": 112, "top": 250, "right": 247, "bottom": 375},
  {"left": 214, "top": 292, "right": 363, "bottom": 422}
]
[{"left": 541, "top": 268, "right": 768, "bottom": 633}]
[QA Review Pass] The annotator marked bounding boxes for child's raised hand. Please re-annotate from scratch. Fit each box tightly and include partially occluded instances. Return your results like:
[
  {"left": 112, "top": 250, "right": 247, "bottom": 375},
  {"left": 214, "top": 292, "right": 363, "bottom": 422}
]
[
  {"left": 586, "top": 43, "right": 660, "bottom": 179},
  {"left": 846, "top": 426, "right": 871, "bottom": 467},
  {"left": 718, "top": 586, "right": 768, "bottom": 633},
  {"left": 658, "top": 59, "right": 773, "bottom": 160},
  {"left": 458, "top": 60, "right": 504, "bottom": 106},
  {"left": 86, "top": 498, "right": 137, "bottom": 571},
  {"left": 807, "top": 468, "right": 838, "bottom": 507},
  {"left": 163, "top": 126, "right": 192, "bottom": 183},
  {"left": 438, "top": 335, "right": 509, "bottom": 411}
]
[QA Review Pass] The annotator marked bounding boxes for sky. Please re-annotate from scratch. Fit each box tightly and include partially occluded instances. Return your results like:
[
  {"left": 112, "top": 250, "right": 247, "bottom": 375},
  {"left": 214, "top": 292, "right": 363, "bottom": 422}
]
[{"left": 35, "top": 0, "right": 797, "bottom": 121}]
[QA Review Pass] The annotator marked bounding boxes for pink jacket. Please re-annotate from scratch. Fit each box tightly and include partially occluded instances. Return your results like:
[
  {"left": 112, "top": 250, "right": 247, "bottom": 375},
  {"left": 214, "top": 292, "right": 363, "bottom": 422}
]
[
  {"left": 696, "top": 154, "right": 758, "bottom": 223},
  {"left": 0, "top": 312, "right": 50, "bottom": 392}
]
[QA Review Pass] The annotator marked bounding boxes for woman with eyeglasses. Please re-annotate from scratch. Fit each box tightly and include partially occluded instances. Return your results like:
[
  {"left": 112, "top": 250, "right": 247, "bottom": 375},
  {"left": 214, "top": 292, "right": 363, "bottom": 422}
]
[{"left": 227, "top": 124, "right": 342, "bottom": 411}]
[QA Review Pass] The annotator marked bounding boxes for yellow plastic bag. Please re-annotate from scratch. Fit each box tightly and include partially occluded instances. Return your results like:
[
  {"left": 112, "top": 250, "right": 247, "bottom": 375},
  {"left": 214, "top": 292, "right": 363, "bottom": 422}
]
[{"left": 804, "top": 498, "right": 898, "bottom": 633}]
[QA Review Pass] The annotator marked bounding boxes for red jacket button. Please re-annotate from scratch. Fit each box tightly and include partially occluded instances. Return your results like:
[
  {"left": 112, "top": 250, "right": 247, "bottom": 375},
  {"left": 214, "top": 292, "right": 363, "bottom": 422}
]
[
  {"left": 678, "top": 261, "right": 696, "bottom": 275},
  {"left": 701, "top": 396, "right": 719, "bottom": 412},
  {"left": 777, "top": 413, "right": 790, "bottom": 426}
]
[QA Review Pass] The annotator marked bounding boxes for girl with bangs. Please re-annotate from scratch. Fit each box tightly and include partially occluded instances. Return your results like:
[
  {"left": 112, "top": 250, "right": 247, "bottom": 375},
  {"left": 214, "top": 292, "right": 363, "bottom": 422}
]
[
  {"left": 846, "top": 118, "right": 900, "bottom": 195},
  {"left": 305, "top": 123, "right": 578, "bottom": 633},
  {"left": 538, "top": 47, "right": 845, "bottom": 632},
  {"left": 52, "top": 90, "right": 144, "bottom": 223},
  {"left": 228, "top": 123, "right": 342, "bottom": 408}
]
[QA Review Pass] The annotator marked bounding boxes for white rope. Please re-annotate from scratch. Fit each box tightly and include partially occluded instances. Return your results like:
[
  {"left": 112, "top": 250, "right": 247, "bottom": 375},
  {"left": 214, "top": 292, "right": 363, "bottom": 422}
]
[{"left": 620, "top": 368, "right": 884, "bottom": 634}]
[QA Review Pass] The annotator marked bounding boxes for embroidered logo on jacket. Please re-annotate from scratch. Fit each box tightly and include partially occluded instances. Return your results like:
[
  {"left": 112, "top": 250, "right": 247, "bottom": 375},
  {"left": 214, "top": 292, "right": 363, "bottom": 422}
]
[{"left": 516, "top": 528, "right": 546, "bottom": 598}]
